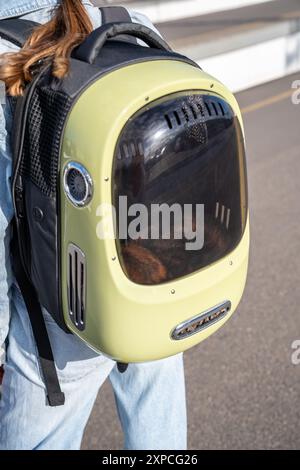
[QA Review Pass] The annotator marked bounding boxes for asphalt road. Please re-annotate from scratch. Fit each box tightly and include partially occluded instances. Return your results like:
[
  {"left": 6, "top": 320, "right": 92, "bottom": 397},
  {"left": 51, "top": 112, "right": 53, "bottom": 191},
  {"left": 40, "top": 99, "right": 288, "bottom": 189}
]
[{"left": 82, "top": 72, "right": 300, "bottom": 450}]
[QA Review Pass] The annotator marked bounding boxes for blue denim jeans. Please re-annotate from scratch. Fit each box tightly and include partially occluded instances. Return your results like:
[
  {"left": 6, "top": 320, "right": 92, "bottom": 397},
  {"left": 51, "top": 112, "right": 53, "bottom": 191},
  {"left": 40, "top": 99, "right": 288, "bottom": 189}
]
[
  {"left": 0, "top": 286, "right": 187, "bottom": 450},
  {"left": 0, "top": 1, "right": 187, "bottom": 451}
]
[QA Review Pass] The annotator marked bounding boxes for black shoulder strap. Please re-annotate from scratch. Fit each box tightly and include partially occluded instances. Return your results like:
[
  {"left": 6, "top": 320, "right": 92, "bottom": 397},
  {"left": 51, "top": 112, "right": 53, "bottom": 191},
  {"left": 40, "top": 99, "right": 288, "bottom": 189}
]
[
  {"left": 12, "top": 232, "right": 65, "bottom": 407},
  {"left": 0, "top": 10, "right": 137, "bottom": 48},
  {"left": 100, "top": 5, "right": 138, "bottom": 45},
  {"left": 0, "top": 18, "right": 39, "bottom": 47},
  {"left": 9, "top": 68, "right": 65, "bottom": 406}
]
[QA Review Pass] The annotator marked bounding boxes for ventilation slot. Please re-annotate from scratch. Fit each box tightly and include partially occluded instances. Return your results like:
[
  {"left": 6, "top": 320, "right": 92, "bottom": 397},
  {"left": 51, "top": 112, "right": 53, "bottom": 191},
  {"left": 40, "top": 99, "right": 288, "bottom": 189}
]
[
  {"left": 218, "top": 102, "right": 225, "bottom": 116},
  {"left": 164, "top": 98, "right": 227, "bottom": 129},
  {"left": 165, "top": 105, "right": 197, "bottom": 129},
  {"left": 173, "top": 110, "right": 181, "bottom": 126},
  {"left": 211, "top": 101, "right": 219, "bottom": 116},
  {"left": 165, "top": 114, "right": 173, "bottom": 129},
  {"left": 172, "top": 301, "right": 231, "bottom": 340},
  {"left": 203, "top": 99, "right": 228, "bottom": 118},
  {"left": 205, "top": 102, "right": 212, "bottom": 116},
  {"left": 67, "top": 244, "right": 86, "bottom": 331}
]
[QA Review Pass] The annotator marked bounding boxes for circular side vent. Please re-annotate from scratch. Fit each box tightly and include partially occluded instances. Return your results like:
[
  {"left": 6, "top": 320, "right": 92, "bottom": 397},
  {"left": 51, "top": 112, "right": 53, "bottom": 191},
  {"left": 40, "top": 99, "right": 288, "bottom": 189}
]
[{"left": 63, "top": 162, "right": 93, "bottom": 207}]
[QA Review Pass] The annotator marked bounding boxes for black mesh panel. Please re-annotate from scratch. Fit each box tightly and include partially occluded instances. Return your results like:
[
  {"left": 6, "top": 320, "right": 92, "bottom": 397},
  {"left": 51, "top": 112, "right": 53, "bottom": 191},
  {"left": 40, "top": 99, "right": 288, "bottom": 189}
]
[{"left": 20, "top": 86, "right": 72, "bottom": 196}]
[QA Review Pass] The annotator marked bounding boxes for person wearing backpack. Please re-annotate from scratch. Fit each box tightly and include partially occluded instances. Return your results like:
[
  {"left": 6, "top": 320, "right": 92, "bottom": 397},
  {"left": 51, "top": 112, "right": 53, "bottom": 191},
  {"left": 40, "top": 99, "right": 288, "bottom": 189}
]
[{"left": 0, "top": 0, "right": 187, "bottom": 450}]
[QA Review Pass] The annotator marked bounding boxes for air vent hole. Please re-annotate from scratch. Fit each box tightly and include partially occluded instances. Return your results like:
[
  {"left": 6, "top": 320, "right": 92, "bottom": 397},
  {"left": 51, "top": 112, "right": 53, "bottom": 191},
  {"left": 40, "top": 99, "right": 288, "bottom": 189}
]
[
  {"left": 66, "top": 168, "right": 87, "bottom": 203},
  {"left": 212, "top": 102, "right": 219, "bottom": 115},
  {"left": 219, "top": 102, "right": 225, "bottom": 116},
  {"left": 67, "top": 244, "right": 86, "bottom": 331},
  {"left": 173, "top": 110, "right": 181, "bottom": 126},
  {"left": 205, "top": 102, "right": 211, "bottom": 116},
  {"left": 165, "top": 114, "right": 172, "bottom": 129},
  {"left": 64, "top": 162, "right": 93, "bottom": 207}
]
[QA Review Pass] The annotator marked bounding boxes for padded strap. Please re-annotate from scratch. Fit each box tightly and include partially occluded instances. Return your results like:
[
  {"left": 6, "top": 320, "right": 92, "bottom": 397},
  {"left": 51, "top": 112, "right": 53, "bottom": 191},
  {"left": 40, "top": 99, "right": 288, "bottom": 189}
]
[
  {"left": 0, "top": 18, "right": 39, "bottom": 47},
  {"left": 11, "top": 231, "right": 65, "bottom": 407},
  {"left": 10, "top": 69, "right": 64, "bottom": 407},
  {"left": 0, "top": 10, "right": 136, "bottom": 48},
  {"left": 100, "top": 5, "right": 138, "bottom": 45}
]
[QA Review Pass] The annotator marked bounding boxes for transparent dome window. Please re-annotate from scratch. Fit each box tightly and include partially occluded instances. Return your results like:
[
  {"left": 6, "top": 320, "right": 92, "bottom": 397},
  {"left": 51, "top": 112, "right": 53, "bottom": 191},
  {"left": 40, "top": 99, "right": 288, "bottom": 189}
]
[{"left": 112, "top": 92, "right": 247, "bottom": 285}]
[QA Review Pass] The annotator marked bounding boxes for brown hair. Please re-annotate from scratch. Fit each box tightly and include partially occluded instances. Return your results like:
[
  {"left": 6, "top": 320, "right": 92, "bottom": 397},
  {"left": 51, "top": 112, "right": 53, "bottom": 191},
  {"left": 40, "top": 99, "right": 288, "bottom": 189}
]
[{"left": 0, "top": 0, "right": 93, "bottom": 96}]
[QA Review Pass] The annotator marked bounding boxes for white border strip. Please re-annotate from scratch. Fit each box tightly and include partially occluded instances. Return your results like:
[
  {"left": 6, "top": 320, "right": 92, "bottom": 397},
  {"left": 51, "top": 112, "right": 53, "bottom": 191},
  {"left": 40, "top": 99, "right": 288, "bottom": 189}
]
[
  {"left": 128, "top": 0, "right": 275, "bottom": 24},
  {"left": 199, "top": 31, "right": 300, "bottom": 92}
]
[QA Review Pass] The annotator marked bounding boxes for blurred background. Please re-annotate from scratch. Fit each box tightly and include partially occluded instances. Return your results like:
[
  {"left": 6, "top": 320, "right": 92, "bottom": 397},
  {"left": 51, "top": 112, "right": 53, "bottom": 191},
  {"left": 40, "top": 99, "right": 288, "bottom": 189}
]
[{"left": 83, "top": 0, "right": 300, "bottom": 449}]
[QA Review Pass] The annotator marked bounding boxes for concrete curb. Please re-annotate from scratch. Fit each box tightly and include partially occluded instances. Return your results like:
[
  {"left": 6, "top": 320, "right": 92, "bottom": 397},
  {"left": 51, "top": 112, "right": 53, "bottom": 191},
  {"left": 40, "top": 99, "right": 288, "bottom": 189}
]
[
  {"left": 124, "top": 0, "right": 275, "bottom": 24},
  {"left": 170, "top": 13, "right": 300, "bottom": 92},
  {"left": 199, "top": 31, "right": 300, "bottom": 92}
]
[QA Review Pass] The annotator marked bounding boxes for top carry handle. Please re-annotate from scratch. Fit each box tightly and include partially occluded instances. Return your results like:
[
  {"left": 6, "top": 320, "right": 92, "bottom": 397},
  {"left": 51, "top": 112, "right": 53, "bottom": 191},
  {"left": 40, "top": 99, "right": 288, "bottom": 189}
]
[{"left": 75, "top": 22, "right": 172, "bottom": 64}]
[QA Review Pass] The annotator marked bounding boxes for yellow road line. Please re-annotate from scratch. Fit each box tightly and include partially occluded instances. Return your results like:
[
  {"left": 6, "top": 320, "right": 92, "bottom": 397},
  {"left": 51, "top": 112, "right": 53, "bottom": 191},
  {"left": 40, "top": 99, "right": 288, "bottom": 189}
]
[{"left": 241, "top": 89, "right": 294, "bottom": 115}]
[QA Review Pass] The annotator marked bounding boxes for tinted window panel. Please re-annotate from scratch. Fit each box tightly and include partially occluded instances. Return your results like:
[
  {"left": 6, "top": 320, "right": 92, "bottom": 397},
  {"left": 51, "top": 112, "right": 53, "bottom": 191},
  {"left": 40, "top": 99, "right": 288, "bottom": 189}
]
[{"left": 112, "top": 92, "right": 247, "bottom": 285}]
